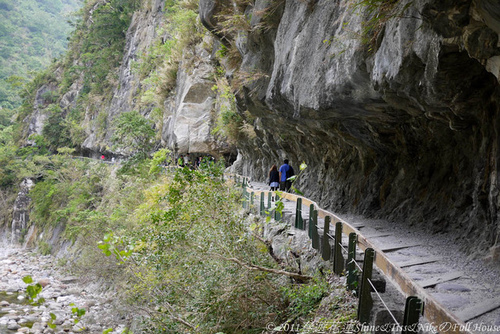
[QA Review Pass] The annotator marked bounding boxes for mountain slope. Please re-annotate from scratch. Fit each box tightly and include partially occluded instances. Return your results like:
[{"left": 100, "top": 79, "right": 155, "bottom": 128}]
[
  {"left": 0, "top": 0, "right": 81, "bottom": 110},
  {"left": 12, "top": 0, "right": 500, "bottom": 257}
]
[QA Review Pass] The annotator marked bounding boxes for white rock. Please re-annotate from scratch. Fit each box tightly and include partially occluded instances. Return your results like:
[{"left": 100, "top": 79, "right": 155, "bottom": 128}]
[{"left": 7, "top": 321, "right": 20, "bottom": 330}]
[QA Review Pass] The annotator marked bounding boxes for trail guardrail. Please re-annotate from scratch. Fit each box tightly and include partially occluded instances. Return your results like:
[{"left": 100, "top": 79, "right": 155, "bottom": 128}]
[{"left": 226, "top": 174, "right": 472, "bottom": 334}]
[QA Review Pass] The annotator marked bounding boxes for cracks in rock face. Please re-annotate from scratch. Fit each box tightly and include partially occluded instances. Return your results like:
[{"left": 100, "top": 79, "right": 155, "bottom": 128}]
[
  {"left": 204, "top": 0, "right": 500, "bottom": 253},
  {"left": 289, "top": 250, "right": 304, "bottom": 277},
  {"left": 256, "top": 224, "right": 307, "bottom": 279}
]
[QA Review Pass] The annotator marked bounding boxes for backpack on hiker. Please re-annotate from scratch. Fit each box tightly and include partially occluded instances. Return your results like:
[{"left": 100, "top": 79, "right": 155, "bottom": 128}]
[{"left": 286, "top": 165, "right": 295, "bottom": 179}]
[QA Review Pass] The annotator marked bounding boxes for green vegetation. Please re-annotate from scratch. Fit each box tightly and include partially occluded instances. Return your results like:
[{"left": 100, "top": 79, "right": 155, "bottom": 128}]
[
  {"left": 211, "top": 70, "right": 259, "bottom": 145},
  {"left": 351, "top": 0, "right": 414, "bottom": 51},
  {"left": 22, "top": 275, "right": 86, "bottom": 330},
  {"left": 0, "top": 0, "right": 81, "bottom": 110},
  {"left": 282, "top": 276, "right": 329, "bottom": 319},
  {"left": 211, "top": 75, "right": 244, "bottom": 144},
  {"left": 149, "top": 148, "right": 172, "bottom": 175},
  {"left": 0, "top": 125, "right": 18, "bottom": 188},
  {"left": 111, "top": 110, "right": 157, "bottom": 172},
  {"left": 0, "top": 0, "right": 358, "bottom": 332},
  {"left": 112, "top": 111, "right": 155, "bottom": 158},
  {"left": 133, "top": 0, "right": 203, "bottom": 109},
  {"left": 22, "top": 275, "right": 45, "bottom": 306}
]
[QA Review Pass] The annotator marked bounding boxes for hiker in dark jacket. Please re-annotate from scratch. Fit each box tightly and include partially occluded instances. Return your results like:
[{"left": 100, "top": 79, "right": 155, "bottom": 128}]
[{"left": 269, "top": 165, "right": 280, "bottom": 191}]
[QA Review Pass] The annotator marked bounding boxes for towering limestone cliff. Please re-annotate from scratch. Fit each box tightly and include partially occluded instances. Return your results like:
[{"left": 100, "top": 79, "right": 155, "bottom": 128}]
[
  {"left": 20, "top": 0, "right": 500, "bottom": 256},
  {"left": 200, "top": 0, "right": 500, "bottom": 256}
]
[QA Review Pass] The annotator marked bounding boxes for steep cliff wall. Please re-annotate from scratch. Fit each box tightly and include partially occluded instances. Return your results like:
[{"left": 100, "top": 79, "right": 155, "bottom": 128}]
[
  {"left": 18, "top": 0, "right": 500, "bottom": 255},
  {"left": 87, "top": 0, "right": 235, "bottom": 159},
  {"left": 22, "top": 0, "right": 235, "bottom": 160},
  {"left": 201, "top": 0, "right": 500, "bottom": 255}
]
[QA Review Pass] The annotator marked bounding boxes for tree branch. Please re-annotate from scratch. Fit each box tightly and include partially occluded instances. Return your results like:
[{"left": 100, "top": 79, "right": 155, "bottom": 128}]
[
  {"left": 251, "top": 232, "right": 283, "bottom": 266},
  {"left": 221, "top": 256, "right": 312, "bottom": 282}
]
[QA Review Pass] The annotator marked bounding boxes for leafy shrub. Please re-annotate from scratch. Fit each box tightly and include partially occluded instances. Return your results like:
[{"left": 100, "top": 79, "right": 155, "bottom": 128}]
[
  {"left": 94, "top": 165, "right": 291, "bottom": 333},
  {"left": 281, "top": 277, "right": 329, "bottom": 319},
  {"left": 40, "top": 90, "right": 59, "bottom": 104},
  {"left": 112, "top": 110, "right": 156, "bottom": 162},
  {"left": 148, "top": 148, "right": 172, "bottom": 175},
  {"left": 38, "top": 241, "right": 52, "bottom": 255},
  {"left": 41, "top": 105, "right": 72, "bottom": 151}
]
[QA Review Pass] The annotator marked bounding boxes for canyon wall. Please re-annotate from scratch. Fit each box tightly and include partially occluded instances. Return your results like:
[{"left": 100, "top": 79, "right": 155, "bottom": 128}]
[
  {"left": 201, "top": 0, "right": 500, "bottom": 255},
  {"left": 20, "top": 0, "right": 500, "bottom": 255}
]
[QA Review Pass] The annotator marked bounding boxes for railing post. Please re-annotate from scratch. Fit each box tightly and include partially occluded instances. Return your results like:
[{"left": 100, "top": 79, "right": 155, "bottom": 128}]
[
  {"left": 268, "top": 192, "right": 272, "bottom": 210},
  {"left": 311, "top": 210, "right": 319, "bottom": 250},
  {"left": 274, "top": 193, "right": 281, "bottom": 221},
  {"left": 322, "top": 216, "right": 331, "bottom": 261},
  {"left": 295, "top": 198, "right": 302, "bottom": 229},
  {"left": 260, "top": 192, "right": 265, "bottom": 216},
  {"left": 298, "top": 203, "right": 303, "bottom": 229},
  {"left": 402, "top": 297, "right": 424, "bottom": 334},
  {"left": 347, "top": 233, "right": 358, "bottom": 291},
  {"left": 357, "top": 248, "right": 374, "bottom": 324},
  {"left": 242, "top": 188, "right": 247, "bottom": 209},
  {"left": 274, "top": 208, "right": 282, "bottom": 221},
  {"left": 308, "top": 204, "right": 314, "bottom": 238},
  {"left": 333, "top": 221, "right": 344, "bottom": 275}
]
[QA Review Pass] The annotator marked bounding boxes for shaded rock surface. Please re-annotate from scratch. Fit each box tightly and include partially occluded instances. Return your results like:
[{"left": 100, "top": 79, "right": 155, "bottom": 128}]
[
  {"left": 9, "top": 179, "right": 34, "bottom": 245},
  {"left": 250, "top": 179, "right": 500, "bottom": 327},
  {"left": 201, "top": 0, "right": 500, "bottom": 255}
]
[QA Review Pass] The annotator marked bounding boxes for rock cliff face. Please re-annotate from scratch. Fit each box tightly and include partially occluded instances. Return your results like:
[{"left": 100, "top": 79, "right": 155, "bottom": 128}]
[
  {"left": 21, "top": 0, "right": 500, "bottom": 255},
  {"left": 24, "top": 0, "right": 234, "bottom": 160},
  {"left": 87, "top": 0, "right": 234, "bottom": 159},
  {"left": 200, "top": 0, "right": 500, "bottom": 254},
  {"left": 81, "top": 0, "right": 169, "bottom": 153},
  {"left": 9, "top": 178, "right": 33, "bottom": 244}
]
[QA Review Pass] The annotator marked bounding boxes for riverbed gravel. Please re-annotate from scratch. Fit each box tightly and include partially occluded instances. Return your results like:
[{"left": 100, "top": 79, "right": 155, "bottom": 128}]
[{"left": 0, "top": 247, "right": 130, "bottom": 334}]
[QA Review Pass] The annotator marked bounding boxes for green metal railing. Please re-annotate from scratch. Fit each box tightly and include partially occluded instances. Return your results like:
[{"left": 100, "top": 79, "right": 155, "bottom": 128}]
[{"left": 228, "top": 172, "right": 468, "bottom": 334}]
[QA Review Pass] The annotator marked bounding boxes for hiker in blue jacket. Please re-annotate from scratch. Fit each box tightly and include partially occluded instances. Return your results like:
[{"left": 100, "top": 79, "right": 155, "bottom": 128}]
[{"left": 279, "top": 159, "right": 294, "bottom": 192}]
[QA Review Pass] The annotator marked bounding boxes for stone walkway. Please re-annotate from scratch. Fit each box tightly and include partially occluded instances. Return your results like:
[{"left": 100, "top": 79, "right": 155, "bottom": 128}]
[{"left": 248, "top": 179, "right": 500, "bottom": 332}]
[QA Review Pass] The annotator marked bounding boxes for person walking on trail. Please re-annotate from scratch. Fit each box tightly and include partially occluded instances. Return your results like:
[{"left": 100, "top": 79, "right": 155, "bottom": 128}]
[
  {"left": 279, "top": 159, "right": 294, "bottom": 192},
  {"left": 269, "top": 165, "right": 280, "bottom": 199}
]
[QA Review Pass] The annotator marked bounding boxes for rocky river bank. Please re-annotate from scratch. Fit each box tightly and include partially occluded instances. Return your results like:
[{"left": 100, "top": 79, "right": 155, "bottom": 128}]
[{"left": 0, "top": 247, "right": 130, "bottom": 334}]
